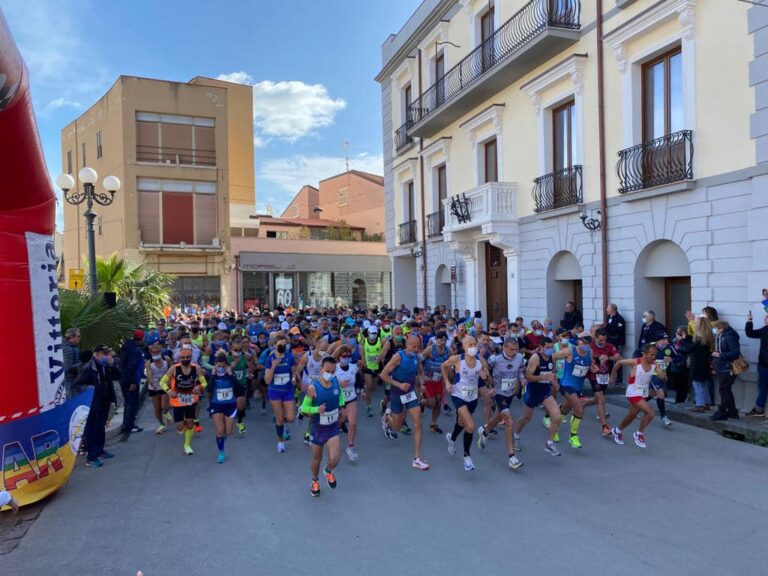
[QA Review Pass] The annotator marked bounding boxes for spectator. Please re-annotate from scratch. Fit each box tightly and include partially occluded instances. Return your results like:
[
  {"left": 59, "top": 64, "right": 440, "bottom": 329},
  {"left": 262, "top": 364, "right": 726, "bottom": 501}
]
[
  {"left": 686, "top": 306, "right": 719, "bottom": 336},
  {"left": 604, "top": 303, "right": 626, "bottom": 350},
  {"left": 119, "top": 330, "right": 146, "bottom": 441},
  {"left": 711, "top": 320, "right": 742, "bottom": 421},
  {"left": 560, "top": 301, "right": 583, "bottom": 331},
  {"left": 74, "top": 344, "right": 119, "bottom": 468},
  {"left": 636, "top": 310, "right": 666, "bottom": 356},
  {"left": 670, "top": 325, "right": 691, "bottom": 403},
  {"left": 745, "top": 311, "right": 768, "bottom": 417},
  {"left": 63, "top": 327, "right": 82, "bottom": 399},
  {"left": 688, "top": 317, "right": 714, "bottom": 412}
]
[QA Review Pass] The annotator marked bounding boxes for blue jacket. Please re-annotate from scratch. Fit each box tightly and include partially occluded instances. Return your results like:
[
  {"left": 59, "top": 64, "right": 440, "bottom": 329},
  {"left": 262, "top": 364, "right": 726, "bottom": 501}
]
[
  {"left": 119, "top": 340, "right": 145, "bottom": 385},
  {"left": 714, "top": 327, "right": 741, "bottom": 374}
]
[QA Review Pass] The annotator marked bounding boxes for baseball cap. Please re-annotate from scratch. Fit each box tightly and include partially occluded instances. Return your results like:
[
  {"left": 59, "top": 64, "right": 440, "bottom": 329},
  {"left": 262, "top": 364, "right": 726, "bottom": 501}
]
[
  {"left": 133, "top": 330, "right": 145, "bottom": 340},
  {"left": 368, "top": 326, "right": 379, "bottom": 334},
  {"left": 289, "top": 326, "right": 300, "bottom": 335},
  {"left": 280, "top": 321, "right": 290, "bottom": 331}
]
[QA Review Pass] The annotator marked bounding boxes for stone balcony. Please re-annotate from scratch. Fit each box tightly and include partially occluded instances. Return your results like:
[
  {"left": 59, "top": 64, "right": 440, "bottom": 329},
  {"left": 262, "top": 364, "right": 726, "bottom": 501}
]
[{"left": 441, "top": 181, "right": 518, "bottom": 241}]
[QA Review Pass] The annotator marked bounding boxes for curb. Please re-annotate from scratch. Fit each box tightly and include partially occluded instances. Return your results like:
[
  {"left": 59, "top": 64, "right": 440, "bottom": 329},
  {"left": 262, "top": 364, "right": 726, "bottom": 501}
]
[{"left": 105, "top": 381, "right": 148, "bottom": 441}]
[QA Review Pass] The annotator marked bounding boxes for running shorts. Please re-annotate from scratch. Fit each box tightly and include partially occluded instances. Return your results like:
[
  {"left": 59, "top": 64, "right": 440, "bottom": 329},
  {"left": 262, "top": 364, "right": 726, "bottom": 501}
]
[
  {"left": 309, "top": 423, "right": 340, "bottom": 446},
  {"left": 172, "top": 404, "right": 197, "bottom": 422},
  {"left": 268, "top": 387, "right": 295, "bottom": 402},
  {"left": 523, "top": 383, "right": 552, "bottom": 409}
]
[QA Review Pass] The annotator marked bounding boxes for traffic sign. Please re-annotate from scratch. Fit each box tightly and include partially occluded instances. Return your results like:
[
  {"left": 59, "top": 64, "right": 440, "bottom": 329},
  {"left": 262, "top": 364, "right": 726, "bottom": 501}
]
[{"left": 69, "top": 269, "right": 85, "bottom": 290}]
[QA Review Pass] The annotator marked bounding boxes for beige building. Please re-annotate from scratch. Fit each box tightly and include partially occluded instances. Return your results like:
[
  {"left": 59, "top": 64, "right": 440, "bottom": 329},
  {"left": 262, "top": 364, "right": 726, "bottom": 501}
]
[{"left": 60, "top": 75, "right": 255, "bottom": 308}]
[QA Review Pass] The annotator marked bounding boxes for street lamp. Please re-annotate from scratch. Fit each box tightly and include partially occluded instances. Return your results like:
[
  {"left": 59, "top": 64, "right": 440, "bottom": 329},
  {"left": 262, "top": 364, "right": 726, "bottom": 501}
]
[{"left": 56, "top": 168, "right": 121, "bottom": 295}]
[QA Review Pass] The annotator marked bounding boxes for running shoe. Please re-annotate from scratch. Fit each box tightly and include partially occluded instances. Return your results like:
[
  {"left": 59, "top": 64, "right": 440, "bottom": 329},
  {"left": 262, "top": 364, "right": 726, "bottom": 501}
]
[
  {"left": 217, "top": 451, "right": 226, "bottom": 464},
  {"left": 131, "top": 426, "right": 144, "bottom": 433},
  {"left": 508, "top": 455, "right": 523, "bottom": 470},
  {"left": 277, "top": 442, "right": 287, "bottom": 453},
  {"left": 513, "top": 433, "right": 522, "bottom": 452},
  {"left": 446, "top": 432, "right": 456, "bottom": 456},
  {"left": 463, "top": 456, "right": 476, "bottom": 471},
  {"left": 381, "top": 413, "right": 389, "bottom": 433},
  {"left": 542, "top": 415, "right": 550, "bottom": 428},
  {"left": 662, "top": 416, "right": 672, "bottom": 427},
  {"left": 303, "top": 432, "right": 311, "bottom": 446},
  {"left": 544, "top": 441, "right": 561, "bottom": 456},
  {"left": 98, "top": 451, "right": 114, "bottom": 460},
  {"left": 443, "top": 404, "right": 453, "bottom": 414},
  {"left": 183, "top": 445, "right": 194, "bottom": 455},
  {"left": 324, "top": 467, "right": 337, "bottom": 489},
  {"left": 633, "top": 431, "right": 646, "bottom": 448},
  {"left": 612, "top": 427, "right": 624, "bottom": 445},
  {"left": 379, "top": 399, "right": 386, "bottom": 417},
  {"left": 163, "top": 412, "right": 173, "bottom": 424},
  {"left": 193, "top": 423, "right": 203, "bottom": 434},
  {"left": 384, "top": 427, "right": 398, "bottom": 440},
  {"left": 429, "top": 424, "right": 444, "bottom": 434},
  {"left": 155, "top": 425, "right": 166, "bottom": 435},
  {"left": 412, "top": 457, "right": 430, "bottom": 470},
  {"left": 346, "top": 446, "right": 359, "bottom": 462},
  {"left": 400, "top": 423, "right": 412, "bottom": 435},
  {"left": 237, "top": 422, "right": 246, "bottom": 434},
  {"left": 310, "top": 480, "right": 321, "bottom": 497},
  {"left": 283, "top": 428, "right": 291, "bottom": 441},
  {"left": 569, "top": 435, "right": 582, "bottom": 449},
  {"left": 601, "top": 424, "right": 612, "bottom": 437},
  {"left": 488, "top": 428, "right": 498, "bottom": 436},
  {"left": 85, "top": 459, "right": 103, "bottom": 468},
  {"left": 477, "top": 426, "right": 488, "bottom": 450},
  {"left": 366, "top": 405, "right": 373, "bottom": 418}
]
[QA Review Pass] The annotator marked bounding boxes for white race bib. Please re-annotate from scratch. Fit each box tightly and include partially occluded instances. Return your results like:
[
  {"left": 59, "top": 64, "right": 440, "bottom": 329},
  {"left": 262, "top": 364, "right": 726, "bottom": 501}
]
[
  {"left": 572, "top": 364, "right": 589, "bottom": 378},
  {"left": 500, "top": 378, "right": 517, "bottom": 393},
  {"left": 342, "top": 387, "right": 355, "bottom": 401},
  {"left": 460, "top": 386, "right": 478, "bottom": 401},
  {"left": 319, "top": 409, "right": 339, "bottom": 425},
  {"left": 273, "top": 373, "right": 290, "bottom": 386},
  {"left": 431, "top": 372, "right": 441, "bottom": 382},
  {"left": 216, "top": 388, "right": 233, "bottom": 402},
  {"left": 596, "top": 374, "right": 610, "bottom": 385},
  {"left": 178, "top": 393, "right": 194, "bottom": 406},
  {"left": 399, "top": 390, "right": 417, "bottom": 404}
]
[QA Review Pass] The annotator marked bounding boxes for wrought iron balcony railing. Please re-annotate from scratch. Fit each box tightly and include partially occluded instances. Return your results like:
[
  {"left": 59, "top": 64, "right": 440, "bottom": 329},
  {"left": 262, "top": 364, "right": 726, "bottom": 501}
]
[
  {"left": 136, "top": 144, "right": 216, "bottom": 167},
  {"left": 617, "top": 130, "right": 693, "bottom": 194},
  {"left": 532, "top": 165, "right": 583, "bottom": 213},
  {"left": 407, "top": 0, "right": 580, "bottom": 127},
  {"left": 426, "top": 211, "right": 444, "bottom": 238},
  {"left": 397, "top": 220, "right": 418, "bottom": 245},
  {"left": 394, "top": 120, "right": 414, "bottom": 152}
]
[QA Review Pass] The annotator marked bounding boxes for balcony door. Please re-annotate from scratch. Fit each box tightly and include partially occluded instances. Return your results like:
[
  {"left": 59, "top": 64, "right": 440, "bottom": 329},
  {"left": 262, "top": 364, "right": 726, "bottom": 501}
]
[
  {"left": 642, "top": 48, "right": 683, "bottom": 187},
  {"left": 484, "top": 242, "right": 507, "bottom": 323},
  {"left": 480, "top": 5, "right": 495, "bottom": 71},
  {"left": 435, "top": 53, "right": 446, "bottom": 107},
  {"left": 403, "top": 83, "right": 412, "bottom": 124},
  {"left": 483, "top": 138, "right": 498, "bottom": 184},
  {"left": 552, "top": 100, "right": 575, "bottom": 208},
  {"left": 437, "top": 164, "right": 447, "bottom": 231}
]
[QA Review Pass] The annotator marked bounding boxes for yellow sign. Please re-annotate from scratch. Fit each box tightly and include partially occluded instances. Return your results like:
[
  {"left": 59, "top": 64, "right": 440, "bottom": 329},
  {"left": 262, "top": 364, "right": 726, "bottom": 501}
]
[{"left": 68, "top": 269, "right": 85, "bottom": 290}]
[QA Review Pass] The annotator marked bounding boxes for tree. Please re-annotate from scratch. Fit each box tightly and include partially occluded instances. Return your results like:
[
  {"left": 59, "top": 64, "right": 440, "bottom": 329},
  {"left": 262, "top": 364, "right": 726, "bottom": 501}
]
[{"left": 59, "top": 289, "right": 147, "bottom": 350}]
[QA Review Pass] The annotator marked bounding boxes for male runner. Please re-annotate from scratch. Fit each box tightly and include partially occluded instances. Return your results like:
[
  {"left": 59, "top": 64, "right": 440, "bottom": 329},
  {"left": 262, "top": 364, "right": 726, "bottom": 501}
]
[
  {"left": 551, "top": 333, "right": 593, "bottom": 449},
  {"left": 335, "top": 345, "right": 360, "bottom": 461},
  {"left": 420, "top": 331, "right": 450, "bottom": 433},
  {"left": 159, "top": 350, "right": 208, "bottom": 455},
  {"left": 362, "top": 326, "right": 384, "bottom": 417}
]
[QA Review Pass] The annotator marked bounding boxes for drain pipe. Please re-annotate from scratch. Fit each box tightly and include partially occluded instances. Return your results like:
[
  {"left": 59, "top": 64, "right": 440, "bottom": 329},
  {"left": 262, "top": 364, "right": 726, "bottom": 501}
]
[
  {"left": 418, "top": 48, "right": 428, "bottom": 309},
  {"left": 596, "top": 0, "right": 609, "bottom": 316}
]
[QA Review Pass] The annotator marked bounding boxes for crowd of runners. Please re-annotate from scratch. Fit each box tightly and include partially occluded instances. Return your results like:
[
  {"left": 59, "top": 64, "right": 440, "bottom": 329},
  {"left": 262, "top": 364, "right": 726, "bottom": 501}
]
[{"left": 96, "top": 303, "right": 675, "bottom": 497}]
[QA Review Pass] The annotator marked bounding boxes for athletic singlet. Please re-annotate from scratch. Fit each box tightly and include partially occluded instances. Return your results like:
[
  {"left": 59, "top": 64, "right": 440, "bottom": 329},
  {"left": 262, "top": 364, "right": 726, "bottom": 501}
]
[
  {"left": 190, "top": 333, "right": 205, "bottom": 349},
  {"left": 303, "top": 351, "right": 324, "bottom": 385},
  {"left": 210, "top": 371, "right": 237, "bottom": 405},
  {"left": 561, "top": 348, "right": 592, "bottom": 389},
  {"left": 391, "top": 350, "right": 418, "bottom": 393},
  {"left": 170, "top": 364, "right": 200, "bottom": 407},
  {"left": 424, "top": 344, "right": 450, "bottom": 383},
  {"left": 267, "top": 352, "right": 295, "bottom": 389},
  {"left": 529, "top": 352, "right": 554, "bottom": 392},
  {"left": 553, "top": 342, "right": 570, "bottom": 378},
  {"left": 231, "top": 353, "right": 249, "bottom": 386},
  {"left": 627, "top": 359, "right": 654, "bottom": 399},
  {"left": 311, "top": 377, "right": 342, "bottom": 426},
  {"left": 335, "top": 363, "right": 358, "bottom": 402},
  {"left": 147, "top": 360, "right": 168, "bottom": 391},
  {"left": 451, "top": 354, "right": 482, "bottom": 402},
  {"left": 363, "top": 338, "right": 383, "bottom": 370},
  {"left": 489, "top": 352, "right": 525, "bottom": 397}
]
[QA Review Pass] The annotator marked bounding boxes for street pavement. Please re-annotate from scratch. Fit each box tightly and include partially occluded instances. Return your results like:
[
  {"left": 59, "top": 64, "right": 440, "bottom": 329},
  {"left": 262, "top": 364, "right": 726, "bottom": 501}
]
[{"left": 2, "top": 393, "right": 767, "bottom": 576}]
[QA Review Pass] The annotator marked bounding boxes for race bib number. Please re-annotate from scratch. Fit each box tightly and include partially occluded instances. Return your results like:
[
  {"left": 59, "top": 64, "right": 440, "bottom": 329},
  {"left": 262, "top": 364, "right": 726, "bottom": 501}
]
[
  {"left": 178, "top": 393, "right": 194, "bottom": 406},
  {"left": 399, "top": 390, "right": 417, "bottom": 404},
  {"left": 274, "top": 373, "right": 290, "bottom": 386},
  {"left": 596, "top": 374, "right": 610, "bottom": 385},
  {"left": 216, "top": 388, "right": 233, "bottom": 402},
  {"left": 319, "top": 409, "right": 339, "bottom": 425},
  {"left": 500, "top": 378, "right": 517, "bottom": 393},
  {"left": 572, "top": 364, "right": 589, "bottom": 378},
  {"left": 366, "top": 354, "right": 378, "bottom": 365},
  {"left": 432, "top": 372, "right": 441, "bottom": 382},
  {"left": 234, "top": 370, "right": 246, "bottom": 381},
  {"left": 460, "top": 386, "right": 478, "bottom": 402},
  {"left": 343, "top": 387, "right": 355, "bottom": 401}
]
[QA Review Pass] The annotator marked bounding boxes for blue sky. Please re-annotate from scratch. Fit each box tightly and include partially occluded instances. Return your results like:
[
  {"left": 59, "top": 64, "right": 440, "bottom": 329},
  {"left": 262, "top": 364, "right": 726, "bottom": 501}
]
[{"left": 2, "top": 0, "right": 417, "bottom": 227}]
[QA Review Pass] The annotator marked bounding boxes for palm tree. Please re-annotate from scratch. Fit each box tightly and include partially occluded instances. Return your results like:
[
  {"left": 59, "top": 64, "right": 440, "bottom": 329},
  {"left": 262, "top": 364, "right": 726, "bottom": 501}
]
[{"left": 59, "top": 289, "right": 147, "bottom": 350}]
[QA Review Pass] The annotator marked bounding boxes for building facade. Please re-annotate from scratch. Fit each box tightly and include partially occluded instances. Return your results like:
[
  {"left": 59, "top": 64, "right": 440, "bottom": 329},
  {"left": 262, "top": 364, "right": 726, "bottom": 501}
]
[
  {"left": 377, "top": 0, "right": 768, "bottom": 406},
  {"left": 60, "top": 75, "right": 255, "bottom": 308}
]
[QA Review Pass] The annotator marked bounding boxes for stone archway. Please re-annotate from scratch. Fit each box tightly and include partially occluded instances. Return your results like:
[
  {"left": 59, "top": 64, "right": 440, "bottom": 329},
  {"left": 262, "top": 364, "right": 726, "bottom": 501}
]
[
  {"left": 434, "top": 264, "right": 451, "bottom": 308},
  {"left": 634, "top": 239, "right": 691, "bottom": 333},
  {"left": 546, "top": 251, "right": 582, "bottom": 323}
]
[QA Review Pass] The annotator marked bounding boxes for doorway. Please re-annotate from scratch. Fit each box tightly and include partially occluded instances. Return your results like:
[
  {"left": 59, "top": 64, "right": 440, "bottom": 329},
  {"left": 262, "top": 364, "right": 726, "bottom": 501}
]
[
  {"left": 484, "top": 242, "right": 507, "bottom": 323},
  {"left": 665, "top": 276, "right": 691, "bottom": 332}
]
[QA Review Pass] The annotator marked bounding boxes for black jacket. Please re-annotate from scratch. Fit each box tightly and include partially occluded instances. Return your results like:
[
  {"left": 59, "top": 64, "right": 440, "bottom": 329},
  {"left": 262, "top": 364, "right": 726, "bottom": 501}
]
[
  {"left": 745, "top": 322, "right": 768, "bottom": 365},
  {"left": 604, "top": 313, "right": 626, "bottom": 347},
  {"left": 714, "top": 327, "right": 741, "bottom": 374},
  {"left": 638, "top": 320, "right": 667, "bottom": 350},
  {"left": 119, "top": 340, "right": 145, "bottom": 385},
  {"left": 73, "top": 359, "right": 119, "bottom": 413},
  {"left": 688, "top": 340, "right": 712, "bottom": 382},
  {"left": 560, "top": 309, "right": 583, "bottom": 331}
]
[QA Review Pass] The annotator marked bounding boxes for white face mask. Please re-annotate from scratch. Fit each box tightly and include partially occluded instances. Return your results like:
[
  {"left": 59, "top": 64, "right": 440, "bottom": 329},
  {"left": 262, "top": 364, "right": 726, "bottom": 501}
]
[
  {"left": 534, "top": 330, "right": 543, "bottom": 336},
  {"left": 467, "top": 346, "right": 478, "bottom": 357},
  {"left": 322, "top": 371, "right": 334, "bottom": 381}
]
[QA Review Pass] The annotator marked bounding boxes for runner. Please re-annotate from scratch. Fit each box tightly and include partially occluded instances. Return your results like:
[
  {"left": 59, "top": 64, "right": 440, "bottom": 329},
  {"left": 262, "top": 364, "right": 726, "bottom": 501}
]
[
  {"left": 420, "top": 331, "right": 450, "bottom": 433},
  {"left": 159, "top": 349, "right": 208, "bottom": 455},
  {"left": 209, "top": 352, "right": 237, "bottom": 463},
  {"left": 297, "top": 339, "right": 328, "bottom": 444},
  {"left": 362, "top": 326, "right": 384, "bottom": 417},
  {"left": 334, "top": 345, "right": 360, "bottom": 462},
  {"left": 229, "top": 339, "right": 251, "bottom": 435},
  {"left": 551, "top": 333, "right": 593, "bottom": 449},
  {"left": 265, "top": 334, "right": 297, "bottom": 453},
  {"left": 515, "top": 338, "right": 562, "bottom": 456},
  {"left": 300, "top": 355, "right": 344, "bottom": 496},
  {"left": 610, "top": 343, "right": 666, "bottom": 448},
  {"left": 587, "top": 328, "right": 622, "bottom": 436},
  {"left": 477, "top": 337, "right": 525, "bottom": 469},
  {"left": 380, "top": 334, "right": 430, "bottom": 470},
  {"left": 441, "top": 335, "right": 491, "bottom": 471},
  {"left": 144, "top": 343, "right": 171, "bottom": 434}
]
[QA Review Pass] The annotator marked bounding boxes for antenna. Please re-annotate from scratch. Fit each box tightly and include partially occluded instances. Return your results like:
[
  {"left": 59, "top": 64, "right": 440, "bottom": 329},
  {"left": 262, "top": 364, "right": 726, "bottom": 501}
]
[
  {"left": 266, "top": 202, "right": 273, "bottom": 216},
  {"left": 342, "top": 141, "right": 350, "bottom": 172}
]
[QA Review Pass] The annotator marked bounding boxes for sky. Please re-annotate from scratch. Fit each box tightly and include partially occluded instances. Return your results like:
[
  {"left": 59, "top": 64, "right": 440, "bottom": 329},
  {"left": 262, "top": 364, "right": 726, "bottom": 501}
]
[{"left": 1, "top": 0, "right": 418, "bottom": 228}]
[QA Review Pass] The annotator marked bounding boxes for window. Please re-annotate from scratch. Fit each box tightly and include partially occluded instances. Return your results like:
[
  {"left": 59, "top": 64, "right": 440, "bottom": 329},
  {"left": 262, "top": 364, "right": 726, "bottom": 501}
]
[
  {"left": 266, "top": 230, "right": 277, "bottom": 238},
  {"left": 135, "top": 112, "right": 216, "bottom": 166},
  {"left": 403, "top": 84, "right": 412, "bottom": 123},
  {"left": 96, "top": 130, "right": 103, "bottom": 159},
  {"left": 310, "top": 228, "right": 328, "bottom": 240},
  {"left": 406, "top": 180, "right": 415, "bottom": 222},
  {"left": 81, "top": 142, "right": 86, "bottom": 167},
  {"left": 435, "top": 53, "right": 446, "bottom": 106},
  {"left": 66, "top": 150, "right": 72, "bottom": 175},
  {"left": 483, "top": 138, "right": 498, "bottom": 183},
  {"left": 553, "top": 100, "right": 575, "bottom": 171},
  {"left": 642, "top": 48, "right": 683, "bottom": 141},
  {"left": 137, "top": 178, "right": 217, "bottom": 245},
  {"left": 339, "top": 188, "right": 348, "bottom": 206},
  {"left": 293, "top": 205, "right": 300, "bottom": 217}
]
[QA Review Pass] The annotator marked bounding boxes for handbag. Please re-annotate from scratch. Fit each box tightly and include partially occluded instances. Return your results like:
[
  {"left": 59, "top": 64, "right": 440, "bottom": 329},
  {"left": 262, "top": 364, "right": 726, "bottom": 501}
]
[{"left": 730, "top": 356, "right": 749, "bottom": 376}]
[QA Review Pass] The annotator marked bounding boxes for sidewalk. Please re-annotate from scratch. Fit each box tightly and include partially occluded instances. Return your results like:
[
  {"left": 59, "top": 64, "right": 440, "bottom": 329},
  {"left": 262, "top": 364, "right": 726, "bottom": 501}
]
[
  {"left": 605, "top": 393, "right": 768, "bottom": 446},
  {"left": 105, "top": 381, "right": 148, "bottom": 441}
]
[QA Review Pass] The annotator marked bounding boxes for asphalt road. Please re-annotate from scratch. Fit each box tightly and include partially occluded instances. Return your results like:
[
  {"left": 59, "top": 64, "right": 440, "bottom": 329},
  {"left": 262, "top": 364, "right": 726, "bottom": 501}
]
[{"left": 2, "top": 393, "right": 767, "bottom": 576}]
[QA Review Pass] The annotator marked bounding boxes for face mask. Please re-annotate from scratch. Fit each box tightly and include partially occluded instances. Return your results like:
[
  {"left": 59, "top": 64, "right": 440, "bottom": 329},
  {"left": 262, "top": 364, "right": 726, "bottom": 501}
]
[
  {"left": 192, "top": 328, "right": 199, "bottom": 333},
  {"left": 181, "top": 359, "right": 192, "bottom": 367},
  {"left": 152, "top": 354, "right": 162, "bottom": 361},
  {"left": 542, "top": 348, "right": 553, "bottom": 357},
  {"left": 395, "top": 336, "right": 404, "bottom": 343},
  {"left": 340, "top": 357, "right": 350, "bottom": 367},
  {"left": 233, "top": 350, "right": 242, "bottom": 356},
  {"left": 276, "top": 344, "right": 286, "bottom": 354},
  {"left": 534, "top": 330, "right": 543, "bottom": 336},
  {"left": 467, "top": 346, "right": 478, "bottom": 357},
  {"left": 216, "top": 340, "right": 225, "bottom": 346},
  {"left": 712, "top": 328, "right": 718, "bottom": 335},
  {"left": 216, "top": 367, "right": 227, "bottom": 376},
  {"left": 99, "top": 356, "right": 108, "bottom": 366},
  {"left": 579, "top": 345, "right": 590, "bottom": 353},
  {"left": 560, "top": 338, "right": 569, "bottom": 345},
  {"left": 322, "top": 371, "right": 334, "bottom": 381}
]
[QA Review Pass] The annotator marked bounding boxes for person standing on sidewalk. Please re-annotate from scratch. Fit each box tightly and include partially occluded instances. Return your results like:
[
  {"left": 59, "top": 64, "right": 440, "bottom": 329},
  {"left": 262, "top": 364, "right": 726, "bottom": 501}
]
[
  {"left": 119, "top": 331, "right": 146, "bottom": 441},
  {"left": 688, "top": 317, "right": 714, "bottom": 412},
  {"left": 745, "top": 311, "right": 768, "bottom": 417},
  {"left": 669, "top": 326, "right": 691, "bottom": 403},
  {"left": 711, "top": 320, "right": 742, "bottom": 421},
  {"left": 63, "top": 328, "right": 82, "bottom": 399},
  {"left": 75, "top": 345, "right": 119, "bottom": 467}
]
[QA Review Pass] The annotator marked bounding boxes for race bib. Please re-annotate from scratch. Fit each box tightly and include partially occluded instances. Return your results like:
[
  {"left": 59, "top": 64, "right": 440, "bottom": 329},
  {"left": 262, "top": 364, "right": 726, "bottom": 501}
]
[
  {"left": 500, "top": 378, "right": 517, "bottom": 393},
  {"left": 596, "top": 374, "right": 610, "bottom": 385},
  {"left": 234, "top": 370, "right": 246, "bottom": 381},
  {"left": 460, "top": 386, "right": 478, "bottom": 401},
  {"left": 216, "top": 387, "right": 233, "bottom": 402},
  {"left": 572, "top": 364, "right": 589, "bottom": 378},
  {"left": 178, "top": 393, "right": 194, "bottom": 406},
  {"left": 342, "top": 387, "right": 355, "bottom": 401},
  {"left": 399, "top": 390, "right": 417, "bottom": 404},
  {"left": 274, "top": 373, "right": 290, "bottom": 386},
  {"left": 366, "top": 354, "right": 378, "bottom": 365},
  {"left": 319, "top": 409, "right": 339, "bottom": 425},
  {"left": 432, "top": 372, "right": 441, "bottom": 382}
]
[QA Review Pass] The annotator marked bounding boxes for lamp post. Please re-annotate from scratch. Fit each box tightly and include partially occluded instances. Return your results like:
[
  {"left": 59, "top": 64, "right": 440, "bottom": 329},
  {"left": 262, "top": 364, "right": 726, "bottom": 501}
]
[{"left": 56, "top": 168, "right": 121, "bottom": 295}]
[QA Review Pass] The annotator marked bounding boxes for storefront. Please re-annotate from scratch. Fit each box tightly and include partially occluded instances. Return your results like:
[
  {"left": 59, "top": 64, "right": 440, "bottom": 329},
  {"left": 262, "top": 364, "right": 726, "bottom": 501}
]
[{"left": 239, "top": 252, "right": 391, "bottom": 310}]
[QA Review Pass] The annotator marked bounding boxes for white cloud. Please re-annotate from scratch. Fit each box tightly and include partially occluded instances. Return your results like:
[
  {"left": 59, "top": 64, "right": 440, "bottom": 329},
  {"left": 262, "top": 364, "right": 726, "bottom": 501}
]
[
  {"left": 216, "top": 72, "right": 346, "bottom": 143},
  {"left": 259, "top": 153, "right": 383, "bottom": 194},
  {"left": 45, "top": 98, "right": 82, "bottom": 112}
]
